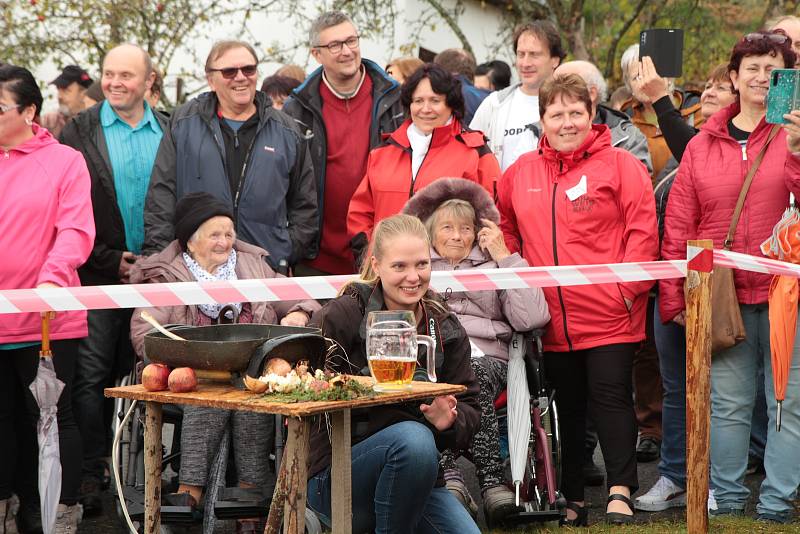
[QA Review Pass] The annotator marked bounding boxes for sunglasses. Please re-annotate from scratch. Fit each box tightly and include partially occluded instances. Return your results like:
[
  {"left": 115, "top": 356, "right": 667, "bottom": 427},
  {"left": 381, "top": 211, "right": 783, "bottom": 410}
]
[
  {"left": 744, "top": 33, "right": 789, "bottom": 45},
  {"left": 207, "top": 64, "right": 258, "bottom": 79},
  {"left": 0, "top": 103, "right": 21, "bottom": 115}
]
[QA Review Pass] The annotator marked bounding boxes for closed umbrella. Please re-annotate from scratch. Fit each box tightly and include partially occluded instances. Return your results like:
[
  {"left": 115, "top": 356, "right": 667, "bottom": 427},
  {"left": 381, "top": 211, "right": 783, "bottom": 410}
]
[
  {"left": 29, "top": 312, "right": 64, "bottom": 534},
  {"left": 761, "top": 204, "right": 800, "bottom": 431},
  {"left": 506, "top": 333, "right": 530, "bottom": 506}
]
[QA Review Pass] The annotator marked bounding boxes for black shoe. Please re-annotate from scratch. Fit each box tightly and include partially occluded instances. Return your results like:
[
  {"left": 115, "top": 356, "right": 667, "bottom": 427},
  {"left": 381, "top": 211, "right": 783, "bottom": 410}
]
[
  {"left": 79, "top": 476, "right": 104, "bottom": 517},
  {"left": 16, "top": 496, "right": 42, "bottom": 534},
  {"left": 583, "top": 459, "right": 605, "bottom": 486},
  {"left": 606, "top": 493, "right": 635, "bottom": 525},
  {"left": 559, "top": 501, "right": 588, "bottom": 527},
  {"left": 636, "top": 437, "right": 660, "bottom": 463}
]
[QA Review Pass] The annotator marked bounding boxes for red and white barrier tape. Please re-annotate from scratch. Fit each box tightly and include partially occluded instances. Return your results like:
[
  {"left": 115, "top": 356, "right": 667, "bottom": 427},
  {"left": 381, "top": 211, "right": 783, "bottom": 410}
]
[
  {"left": 1, "top": 250, "right": 795, "bottom": 315},
  {"left": 0, "top": 260, "right": 687, "bottom": 314}
]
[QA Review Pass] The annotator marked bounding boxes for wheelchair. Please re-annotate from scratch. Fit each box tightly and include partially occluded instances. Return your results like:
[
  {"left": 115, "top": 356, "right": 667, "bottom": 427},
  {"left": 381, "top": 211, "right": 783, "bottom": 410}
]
[{"left": 486, "top": 329, "right": 565, "bottom": 527}]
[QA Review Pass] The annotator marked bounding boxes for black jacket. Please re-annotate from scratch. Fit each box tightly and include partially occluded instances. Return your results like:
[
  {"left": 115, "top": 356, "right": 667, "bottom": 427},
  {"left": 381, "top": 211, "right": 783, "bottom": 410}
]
[
  {"left": 307, "top": 282, "right": 480, "bottom": 479},
  {"left": 282, "top": 59, "right": 405, "bottom": 250},
  {"left": 142, "top": 91, "right": 317, "bottom": 269},
  {"left": 60, "top": 103, "right": 169, "bottom": 286}
]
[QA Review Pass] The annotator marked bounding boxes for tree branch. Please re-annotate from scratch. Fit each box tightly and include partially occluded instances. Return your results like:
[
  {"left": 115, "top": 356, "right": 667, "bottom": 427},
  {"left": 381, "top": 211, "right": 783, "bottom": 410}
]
[{"left": 602, "top": 0, "right": 652, "bottom": 79}]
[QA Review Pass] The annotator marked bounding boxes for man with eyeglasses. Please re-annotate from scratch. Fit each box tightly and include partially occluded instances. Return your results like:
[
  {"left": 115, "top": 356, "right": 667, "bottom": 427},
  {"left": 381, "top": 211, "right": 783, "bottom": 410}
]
[
  {"left": 143, "top": 40, "right": 317, "bottom": 273},
  {"left": 58, "top": 43, "right": 167, "bottom": 518},
  {"left": 470, "top": 20, "right": 564, "bottom": 172},
  {"left": 283, "top": 10, "right": 404, "bottom": 276}
]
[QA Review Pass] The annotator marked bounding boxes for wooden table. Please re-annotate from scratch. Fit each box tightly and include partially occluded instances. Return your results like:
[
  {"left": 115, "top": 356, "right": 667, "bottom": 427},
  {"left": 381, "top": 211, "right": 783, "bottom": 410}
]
[{"left": 105, "top": 378, "right": 465, "bottom": 534}]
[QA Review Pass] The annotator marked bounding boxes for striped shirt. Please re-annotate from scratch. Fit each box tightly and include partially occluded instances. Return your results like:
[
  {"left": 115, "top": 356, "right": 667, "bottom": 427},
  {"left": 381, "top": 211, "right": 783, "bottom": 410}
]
[{"left": 100, "top": 100, "right": 163, "bottom": 254}]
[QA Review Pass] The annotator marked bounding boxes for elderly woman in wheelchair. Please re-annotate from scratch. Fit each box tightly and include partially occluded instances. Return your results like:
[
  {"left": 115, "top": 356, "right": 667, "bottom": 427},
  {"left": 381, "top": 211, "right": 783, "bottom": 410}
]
[
  {"left": 129, "top": 192, "right": 319, "bottom": 533},
  {"left": 403, "top": 178, "right": 550, "bottom": 526}
]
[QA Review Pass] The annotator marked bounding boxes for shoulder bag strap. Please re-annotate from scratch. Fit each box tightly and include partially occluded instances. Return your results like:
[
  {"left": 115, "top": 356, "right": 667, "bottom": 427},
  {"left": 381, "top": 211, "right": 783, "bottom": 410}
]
[{"left": 724, "top": 124, "right": 781, "bottom": 250}]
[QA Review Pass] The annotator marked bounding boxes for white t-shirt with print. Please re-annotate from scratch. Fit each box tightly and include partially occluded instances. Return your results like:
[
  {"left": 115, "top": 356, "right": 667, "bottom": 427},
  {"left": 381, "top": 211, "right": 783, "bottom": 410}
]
[{"left": 499, "top": 89, "right": 540, "bottom": 171}]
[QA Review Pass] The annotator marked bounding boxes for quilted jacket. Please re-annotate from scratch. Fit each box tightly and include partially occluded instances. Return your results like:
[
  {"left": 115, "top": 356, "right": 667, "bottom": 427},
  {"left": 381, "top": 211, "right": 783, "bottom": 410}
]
[{"left": 659, "top": 103, "right": 800, "bottom": 322}]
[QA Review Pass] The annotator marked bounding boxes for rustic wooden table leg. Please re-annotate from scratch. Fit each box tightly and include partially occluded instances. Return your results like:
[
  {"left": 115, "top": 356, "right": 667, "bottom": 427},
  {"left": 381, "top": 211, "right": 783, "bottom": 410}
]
[
  {"left": 331, "top": 409, "right": 352, "bottom": 534},
  {"left": 282, "top": 417, "right": 310, "bottom": 534},
  {"left": 686, "top": 240, "right": 713, "bottom": 534},
  {"left": 265, "top": 451, "right": 288, "bottom": 534},
  {"left": 144, "top": 401, "right": 163, "bottom": 534}
]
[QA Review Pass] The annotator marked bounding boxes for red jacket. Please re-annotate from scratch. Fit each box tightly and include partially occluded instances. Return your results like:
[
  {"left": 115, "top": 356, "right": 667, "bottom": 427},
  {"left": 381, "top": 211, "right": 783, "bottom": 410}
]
[
  {"left": 347, "top": 118, "right": 499, "bottom": 245},
  {"left": 659, "top": 103, "right": 800, "bottom": 322},
  {"left": 497, "top": 124, "right": 658, "bottom": 352}
]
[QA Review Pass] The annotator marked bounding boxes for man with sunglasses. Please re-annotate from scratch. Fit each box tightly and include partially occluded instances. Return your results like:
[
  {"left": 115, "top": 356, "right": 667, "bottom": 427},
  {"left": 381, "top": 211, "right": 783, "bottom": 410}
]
[
  {"left": 59, "top": 43, "right": 167, "bottom": 518},
  {"left": 143, "top": 40, "right": 317, "bottom": 273},
  {"left": 283, "top": 10, "right": 404, "bottom": 276}
]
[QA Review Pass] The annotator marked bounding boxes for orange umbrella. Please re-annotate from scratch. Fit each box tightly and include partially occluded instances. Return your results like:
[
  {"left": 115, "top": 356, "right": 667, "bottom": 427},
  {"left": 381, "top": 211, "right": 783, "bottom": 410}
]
[
  {"left": 762, "top": 205, "right": 800, "bottom": 431},
  {"left": 768, "top": 275, "right": 798, "bottom": 431}
]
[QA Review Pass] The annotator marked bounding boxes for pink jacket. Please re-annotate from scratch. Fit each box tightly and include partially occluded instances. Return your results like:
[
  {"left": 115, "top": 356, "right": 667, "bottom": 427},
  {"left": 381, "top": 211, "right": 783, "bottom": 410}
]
[
  {"left": 431, "top": 248, "right": 550, "bottom": 362},
  {"left": 0, "top": 125, "right": 94, "bottom": 343},
  {"left": 659, "top": 104, "right": 800, "bottom": 322}
]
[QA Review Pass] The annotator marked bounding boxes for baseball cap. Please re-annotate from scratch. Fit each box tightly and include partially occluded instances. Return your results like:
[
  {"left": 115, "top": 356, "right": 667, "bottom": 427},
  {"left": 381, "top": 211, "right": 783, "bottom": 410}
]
[{"left": 50, "top": 65, "right": 93, "bottom": 89}]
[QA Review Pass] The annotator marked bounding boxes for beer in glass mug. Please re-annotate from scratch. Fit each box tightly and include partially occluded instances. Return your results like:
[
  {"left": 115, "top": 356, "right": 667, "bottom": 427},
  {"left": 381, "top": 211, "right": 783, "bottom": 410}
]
[{"left": 366, "top": 310, "right": 436, "bottom": 392}]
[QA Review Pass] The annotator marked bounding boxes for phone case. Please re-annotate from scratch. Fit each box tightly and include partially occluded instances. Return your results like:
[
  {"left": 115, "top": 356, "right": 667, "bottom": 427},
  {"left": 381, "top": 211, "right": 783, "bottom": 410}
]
[
  {"left": 639, "top": 29, "right": 684, "bottom": 78},
  {"left": 766, "top": 69, "right": 800, "bottom": 124}
]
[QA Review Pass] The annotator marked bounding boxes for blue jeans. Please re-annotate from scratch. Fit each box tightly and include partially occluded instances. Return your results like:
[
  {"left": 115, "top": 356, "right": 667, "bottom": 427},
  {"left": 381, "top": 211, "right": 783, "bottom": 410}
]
[
  {"left": 653, "top": 297, "right": 686, "bottom": 488},
  {"left": 307, "top": 421, "right": 480, "bottom": 534},
  {"left": 711, "top": 304, "right": 800, "bottom": 519}
]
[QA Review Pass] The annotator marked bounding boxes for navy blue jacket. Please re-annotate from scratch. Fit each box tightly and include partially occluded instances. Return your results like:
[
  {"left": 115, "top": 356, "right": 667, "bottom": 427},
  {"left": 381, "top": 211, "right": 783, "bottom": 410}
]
[{"left": 143, "top": 91, "right": 317, "bottom": 268}]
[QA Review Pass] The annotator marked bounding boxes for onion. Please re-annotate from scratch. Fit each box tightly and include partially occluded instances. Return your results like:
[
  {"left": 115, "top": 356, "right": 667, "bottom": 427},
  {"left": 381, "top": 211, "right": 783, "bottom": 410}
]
[{"left": 264, "top": 357, "right": 292, "bottom": 377}]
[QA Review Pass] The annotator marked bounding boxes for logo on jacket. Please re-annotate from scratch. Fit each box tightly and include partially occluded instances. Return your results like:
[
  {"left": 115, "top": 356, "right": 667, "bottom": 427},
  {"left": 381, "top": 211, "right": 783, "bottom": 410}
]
[
  {"left": 571, "top": 196, "right": 595, "bottom": 213},
  {"left": 264, "top": 145, "right": 275, "bottom": 153}
]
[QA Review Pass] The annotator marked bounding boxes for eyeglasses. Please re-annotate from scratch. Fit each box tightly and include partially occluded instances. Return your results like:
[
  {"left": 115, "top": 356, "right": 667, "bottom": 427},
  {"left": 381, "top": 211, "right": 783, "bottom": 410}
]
[
  {"left": 0, "top": 103, "right": 21, "bottom": 115},
  {"left": 744, "top": 33, "right": 789, "bottom": 45},
  {"left": 206, "top": 64, "right": 258, "bottom": 79},
  {"left": 314, "top": 35, "right": 359, "bottom": 54}
]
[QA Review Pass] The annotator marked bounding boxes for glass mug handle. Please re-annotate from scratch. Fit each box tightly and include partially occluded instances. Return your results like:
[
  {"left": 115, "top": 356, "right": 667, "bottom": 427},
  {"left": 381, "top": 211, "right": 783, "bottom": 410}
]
[{"left": 417, "top": 334, "right": 437, "bottom": 382}]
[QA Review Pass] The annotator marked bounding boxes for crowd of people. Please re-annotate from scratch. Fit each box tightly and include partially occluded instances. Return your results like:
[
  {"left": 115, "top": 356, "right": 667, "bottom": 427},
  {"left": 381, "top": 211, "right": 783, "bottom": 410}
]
[{"left": 3, "top": 8, "right": 800, "bottom": 533}]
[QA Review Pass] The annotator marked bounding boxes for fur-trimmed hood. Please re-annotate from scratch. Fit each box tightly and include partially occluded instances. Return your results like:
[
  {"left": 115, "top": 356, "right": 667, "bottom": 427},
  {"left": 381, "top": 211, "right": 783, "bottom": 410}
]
[{"left": 402, "top": 177, "right": 499, "bottom": 226}]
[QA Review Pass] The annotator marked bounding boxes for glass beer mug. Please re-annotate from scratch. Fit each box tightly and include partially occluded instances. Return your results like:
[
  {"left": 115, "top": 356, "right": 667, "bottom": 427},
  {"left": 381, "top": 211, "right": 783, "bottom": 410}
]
[{"left": 366, "top": 310, "right": 436, "bottom": 392}]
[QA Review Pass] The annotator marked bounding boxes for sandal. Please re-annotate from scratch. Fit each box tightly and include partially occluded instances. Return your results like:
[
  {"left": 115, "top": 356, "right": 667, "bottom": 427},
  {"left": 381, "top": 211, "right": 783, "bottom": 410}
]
[
  {"left": 560, "top": 501, "right": 588, "bottom": 527},
  {"left": 606, "top": 493, "right": 635, "bottom": 525}
]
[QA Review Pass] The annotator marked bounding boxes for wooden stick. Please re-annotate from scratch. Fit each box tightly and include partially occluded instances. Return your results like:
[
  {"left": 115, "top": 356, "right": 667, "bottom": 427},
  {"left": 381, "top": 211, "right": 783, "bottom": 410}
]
[
  {"left": 685, "top": 239, "right": 713, "bottom": 534},
  {"left": 331, "top": 409, "right": 352, "bottom": 534},
  {"left": 283, "top": 418, "right": 310, "bottom": 534},
  {"left": 144, "top": 401, "right": 163, "bottom": 534}
]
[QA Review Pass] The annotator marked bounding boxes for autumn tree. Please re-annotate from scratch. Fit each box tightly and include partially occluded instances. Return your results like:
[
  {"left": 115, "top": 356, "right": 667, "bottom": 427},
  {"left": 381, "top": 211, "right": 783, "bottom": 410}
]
[{"left": 0, "top": 0, "right": 278, "bottom": 106}]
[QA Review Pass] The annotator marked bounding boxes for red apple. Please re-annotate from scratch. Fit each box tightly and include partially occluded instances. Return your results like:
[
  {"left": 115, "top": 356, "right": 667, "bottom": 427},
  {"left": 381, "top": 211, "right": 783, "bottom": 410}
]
[
  {"left": 141, "top": 363, "right": 170, "bottom": 392},
  {"left": 168, "top": 367, "right": 197, "bottom": 393}
]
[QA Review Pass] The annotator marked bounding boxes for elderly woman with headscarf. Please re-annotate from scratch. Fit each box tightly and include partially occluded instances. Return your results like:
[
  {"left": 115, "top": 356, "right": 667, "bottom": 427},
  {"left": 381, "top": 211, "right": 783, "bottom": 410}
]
[
  {"left": 402, "top": 178, "right": 550, "bottom": 526},
  {"left": 129, "top": 192, "right": 319, "bottom": 533}
]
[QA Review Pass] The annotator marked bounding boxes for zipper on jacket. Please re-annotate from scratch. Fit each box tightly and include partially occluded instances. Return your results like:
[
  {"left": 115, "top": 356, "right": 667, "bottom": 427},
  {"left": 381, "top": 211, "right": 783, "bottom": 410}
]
[
  {"left": 408, "top": 146, "right": 432, "bottom": 198},
  {"left": 233, "top": 136, "right": 260, "bottom": 223},
  {"left": 234, "top": 132, "right": 240, "bottom": 149},
  {"left": 552, "top": 164, "right": 573, "bottom": 351}
]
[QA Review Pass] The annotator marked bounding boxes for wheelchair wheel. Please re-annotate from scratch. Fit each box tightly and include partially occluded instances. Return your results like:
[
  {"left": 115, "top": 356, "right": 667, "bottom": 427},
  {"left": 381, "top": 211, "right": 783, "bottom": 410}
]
[{"left": 523, "top": 397, "right": 563, "bottom": 512}]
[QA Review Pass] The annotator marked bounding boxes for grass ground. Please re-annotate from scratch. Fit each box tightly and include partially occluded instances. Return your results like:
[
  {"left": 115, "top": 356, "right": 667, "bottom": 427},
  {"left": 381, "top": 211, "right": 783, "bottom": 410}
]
[{"left": 493, "top": 517, "right": 800, "bottom": 533}]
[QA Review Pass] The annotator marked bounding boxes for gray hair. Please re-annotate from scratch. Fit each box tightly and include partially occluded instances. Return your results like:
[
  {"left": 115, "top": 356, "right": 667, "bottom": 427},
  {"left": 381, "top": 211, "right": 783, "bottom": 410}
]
[
  {"left": 620, "top": 44, "right": 639, "bottom": 91},
  {"left": 562, "top": 60, "right": 608, "bottom": 103},
  {"left": 619, "top": 42, "right": 675, "bottom": 95},
  {"left": 309, "top": 11, "right": 354, "bottom": 47}
]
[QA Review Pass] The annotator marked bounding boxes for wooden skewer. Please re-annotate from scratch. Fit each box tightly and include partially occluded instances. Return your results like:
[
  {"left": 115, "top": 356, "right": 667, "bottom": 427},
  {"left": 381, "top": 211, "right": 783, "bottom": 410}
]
[{"left": 140, "top": 311, "right": 186, "bottom": 341}]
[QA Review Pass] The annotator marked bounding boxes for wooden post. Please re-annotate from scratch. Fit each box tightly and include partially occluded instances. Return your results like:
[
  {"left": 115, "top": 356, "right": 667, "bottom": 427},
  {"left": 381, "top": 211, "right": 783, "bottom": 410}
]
[
  {"left": 331, "top": 409, "right": 352, "bottom": 534},
  {"left": 144, "top": 401, "right": 163, "bottom": 534},
  {"left": 265, "top": 452, "right": 288, "bottom": 534},
  {"left": 685, "top": 239, "right": 713, "bottom": 534},
  {"left": 282, "top": 418, "right": 310, "bottom": 534}
]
